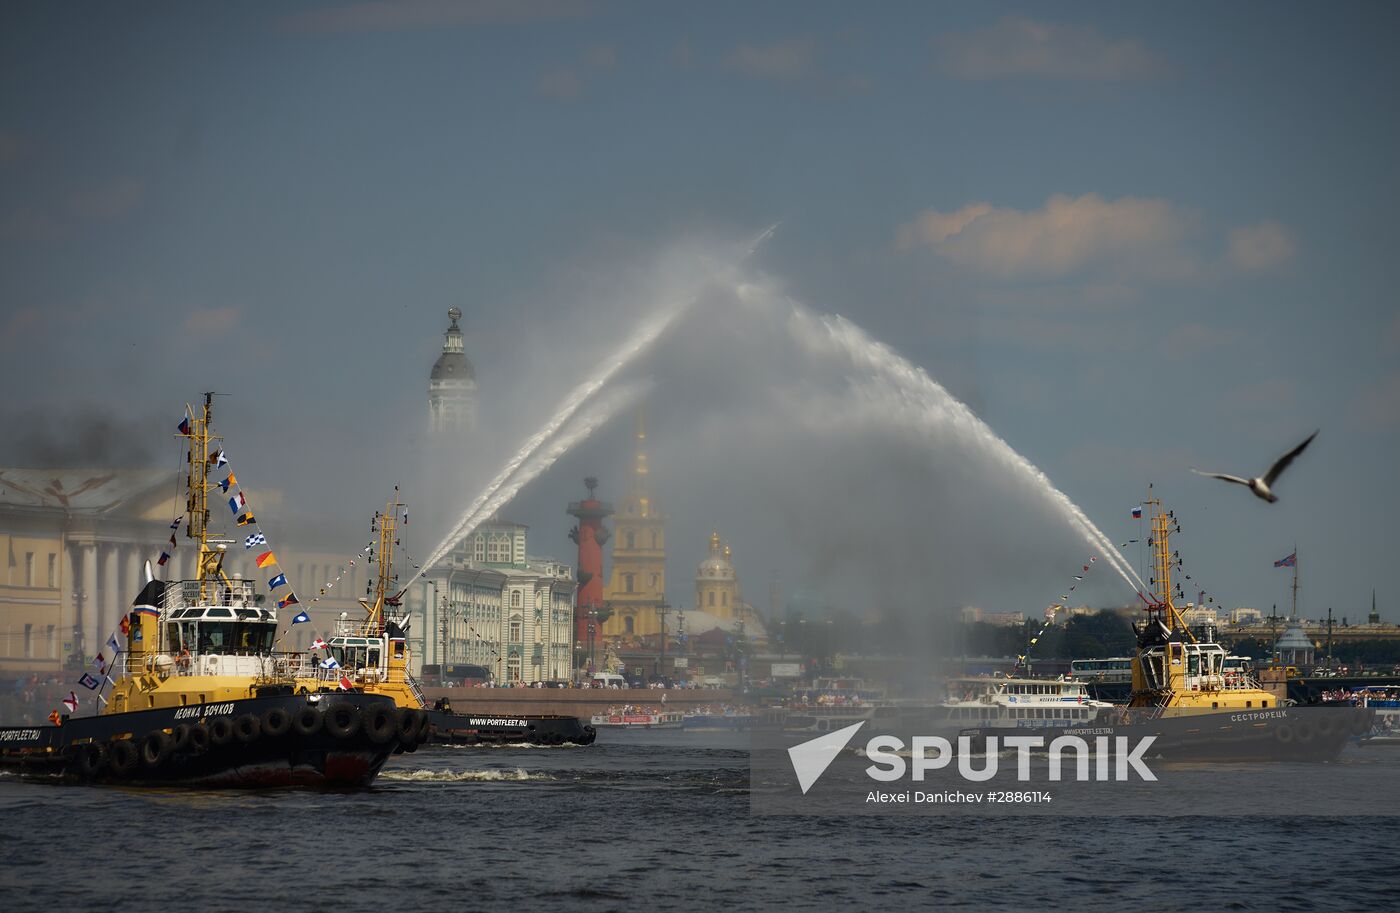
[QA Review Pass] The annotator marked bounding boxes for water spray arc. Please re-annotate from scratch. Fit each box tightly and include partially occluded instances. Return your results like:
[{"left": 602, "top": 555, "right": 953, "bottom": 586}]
[
  {"left": 418, "top": 226, "right": 781, "bottom": 578},
  {"left": 777, "top": 304, "right": 1147, "bottom": 596}
]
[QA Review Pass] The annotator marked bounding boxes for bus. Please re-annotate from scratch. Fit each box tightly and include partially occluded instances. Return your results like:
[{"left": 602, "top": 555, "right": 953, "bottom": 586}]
[{"left": 420, "top": 663, "right": 493, "bottom": 686}]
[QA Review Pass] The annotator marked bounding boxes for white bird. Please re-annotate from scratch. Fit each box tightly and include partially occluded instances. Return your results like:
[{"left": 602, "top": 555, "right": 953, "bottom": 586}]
[{"left": 1191, "top": 431, "right": 1318, "bottom": 503}]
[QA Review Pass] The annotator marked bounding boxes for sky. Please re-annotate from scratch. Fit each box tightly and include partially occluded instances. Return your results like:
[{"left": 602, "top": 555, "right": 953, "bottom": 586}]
[{"left": 1, "top": 1, "right": 1397, "bottom": 625}]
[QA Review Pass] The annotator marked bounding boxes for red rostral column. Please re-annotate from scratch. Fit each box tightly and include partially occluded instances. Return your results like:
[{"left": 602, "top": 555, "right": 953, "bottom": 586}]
[{"left": 567, "top": 477, "right": 612, "bottom": 659}]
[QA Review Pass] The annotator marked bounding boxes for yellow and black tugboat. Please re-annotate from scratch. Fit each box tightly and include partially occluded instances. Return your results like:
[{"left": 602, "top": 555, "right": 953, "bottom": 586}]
[
  {"left": 0, "top": 395, "right": 421, "bottom": 786},
  {"left": 293, "top": 497, "right": 594, "bottom": 746},
  {"left": 1094, "top": 494, "right": 1370, "bottom": 761}
]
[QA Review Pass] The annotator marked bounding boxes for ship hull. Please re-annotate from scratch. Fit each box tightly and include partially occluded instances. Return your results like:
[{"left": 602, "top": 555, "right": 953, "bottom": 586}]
[
  {"left": 424, "top": 710, "right": 595, "bottom": 746},
  {"left": 0, "top": 692, "right": 415, "bottom": 788},
  {"left": 960, "top": 706, "right": 1374, "bottom": 763}
]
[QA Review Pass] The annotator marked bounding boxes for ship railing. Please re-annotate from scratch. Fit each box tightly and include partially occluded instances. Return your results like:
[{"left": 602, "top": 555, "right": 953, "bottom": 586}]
[{"left": 162, "top": 579, "right": 259, "bottom": 612}]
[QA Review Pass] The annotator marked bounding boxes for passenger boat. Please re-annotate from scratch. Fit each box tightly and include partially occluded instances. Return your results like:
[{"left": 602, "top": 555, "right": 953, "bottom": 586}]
[
  {"left": 0, "top": 395, "right": 415, "bottom": 786},
  {"left": 290, "top": 497, "right": 594, "bottom": 747},
  {"left": 873, "top": 676, "right": 1114, "bottom": 738},
  {"left": 781, "top": 678, "right": 882, "bottom": 733},
  {"left": 682, "top": 709, "right": 757, "bottom": 730},
  {"left": 962, "top": 495, "right": 1372, "bottom": 761},
  {"left": 590, "top": 709, "right": 684, "bottom": 729}
]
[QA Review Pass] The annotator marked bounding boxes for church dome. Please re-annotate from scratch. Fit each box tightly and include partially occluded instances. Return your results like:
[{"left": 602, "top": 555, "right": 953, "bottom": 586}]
[
  {"left": 432, "top": 351, "right": 473, "bottom": 381},
  {"left": 696, "top": 531, "right": 734, "bottom": 579},
  {"left": 432, "top": 307, "right": 475, "bottom": 381}
]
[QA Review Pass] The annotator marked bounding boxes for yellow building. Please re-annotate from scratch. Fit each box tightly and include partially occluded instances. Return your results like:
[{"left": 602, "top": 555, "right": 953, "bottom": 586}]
[
  {"left": 0, "top": 467, "right": 380, "bottom": 675},
  {"left": 696, "top": 532, "right": 739, "bottom": 617},
  {"left": 601, "top": 414, "right": 666, "bottom": 637}
]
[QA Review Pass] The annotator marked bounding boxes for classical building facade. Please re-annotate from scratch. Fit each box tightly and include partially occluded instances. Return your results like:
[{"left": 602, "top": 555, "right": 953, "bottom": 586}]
[
  {"left": 0, "top": 468, "right": 380, "bottom": 675},
  {"left": 429, "top": 307, "right": 476, "bottom": 434},
  {"left": 413, "top": 520, "right": 575, "bottom": 683},
  {"left": 601, "top": 413, "right": 667, "bottom": 637}
]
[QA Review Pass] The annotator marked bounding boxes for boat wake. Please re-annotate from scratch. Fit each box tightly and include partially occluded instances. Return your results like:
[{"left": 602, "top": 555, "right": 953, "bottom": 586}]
[{"left": 378, "top": 767, "right": 552, "bottom": 782}]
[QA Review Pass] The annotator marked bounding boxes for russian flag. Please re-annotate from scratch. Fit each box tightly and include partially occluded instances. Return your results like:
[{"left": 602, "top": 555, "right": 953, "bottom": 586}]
[
  {"left": 178, "top": 414, "right": 191, "bottom": 436},
  {"left": 1131, "top": 507, "right": 1143, "bottom": 519}
]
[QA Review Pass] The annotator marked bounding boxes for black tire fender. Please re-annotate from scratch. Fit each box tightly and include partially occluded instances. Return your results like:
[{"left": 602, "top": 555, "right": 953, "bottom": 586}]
[
  {"left": 75, "top": 742, "right": 106, "bottom": 778},
  {"left": 293, "top": 706, "right": 322, "bottom": 737},
  {"left": 324, "top": 704, "right": 362, "bottom": 740},
  {"left": 209, "top": 717, "right": 236, "bottom": 747},
  {"left": 364, "top": 705, "right": 396, "bottom": 745},
  {"left": 233, "top": 713, "right": 261, "bottom": 744},
  {"left": 108, "top": 739, "right": 139, "bottom": 776},
  {"left": 396, "top": 708, "right": 421, "bottom": 743},
  {"left": 141, "top": 731, "right": 172, "bottom": 767},
  {"left": 187, "top": 723, "right": 211, "bottom": 754},
  {"left": 261, "top": 708, "right": 292, "bottom": 738}
]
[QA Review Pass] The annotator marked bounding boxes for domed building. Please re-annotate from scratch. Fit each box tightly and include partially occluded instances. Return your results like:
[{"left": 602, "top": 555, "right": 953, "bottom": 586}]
[
  {"left": 429, "top": 307, "right": 476, "bottom": 434},
  {"left": 696, "top": 532, "right": 739, "bottom": 617},
  {"left": 1273, "top": 623, "right": 1316, "bottom": 668}
]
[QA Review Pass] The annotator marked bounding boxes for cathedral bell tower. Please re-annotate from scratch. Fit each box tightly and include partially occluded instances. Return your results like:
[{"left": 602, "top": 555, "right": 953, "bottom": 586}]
[{"left": 602, "top": 410, "right": 667, "bottom": 638}]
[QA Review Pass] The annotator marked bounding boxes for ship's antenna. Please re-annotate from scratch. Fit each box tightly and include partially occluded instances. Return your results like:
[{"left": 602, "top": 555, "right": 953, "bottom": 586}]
[{"left": 186, "top": 391, "right": 234, "bottom": 602}]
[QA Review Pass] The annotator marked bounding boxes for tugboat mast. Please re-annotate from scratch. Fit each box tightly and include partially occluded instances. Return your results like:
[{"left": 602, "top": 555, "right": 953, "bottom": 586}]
[
  {"left": 1146, "top": 492, "right": 1195, "bottom": 643},
  {"left": 183, "top": 392, "right": 232, "bottom": 601},
  {"left": 361, "top": 493, "right": 403, "bottom": 636}
]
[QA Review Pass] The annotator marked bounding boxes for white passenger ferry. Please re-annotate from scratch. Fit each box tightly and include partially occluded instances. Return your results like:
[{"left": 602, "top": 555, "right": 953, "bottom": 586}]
[{"left": 868, "top": 676, "right": 1116, "bottom": 738}]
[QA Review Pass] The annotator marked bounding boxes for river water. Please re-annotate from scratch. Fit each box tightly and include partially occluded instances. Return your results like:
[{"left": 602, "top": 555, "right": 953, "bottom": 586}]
[{"left": 2, "top": 729, "right": 1397, "bottom": 911}]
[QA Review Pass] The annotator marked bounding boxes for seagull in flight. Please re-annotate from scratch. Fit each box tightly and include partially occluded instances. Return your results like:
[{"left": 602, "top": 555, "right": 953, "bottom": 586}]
[{"left": 1191, "top": 431, "right": 1318, "bottom": 503}]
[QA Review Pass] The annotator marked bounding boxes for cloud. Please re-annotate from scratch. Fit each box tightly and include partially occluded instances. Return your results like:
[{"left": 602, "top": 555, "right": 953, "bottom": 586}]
[
  {"left": 68, "top": 178, "right": 144, "bottom": 222},
  {"left": 0, "top": 132, "right": 23, "bottom": 166},
  {"left": 2, "top": 177, "right": 144, "bottom": 242},
  {"left": 1227, "top": 220, "right": 1296, "bottom": 272},
  {"left": 1353, "top": 372, "right": 1400, "bottom": 429},
  {"left": 0, "top": 308, "right": 47, "bottom": 350},
  {"left": 1161, "top": 322, "right": 1236, "bottom": 356},
  {"left": 181, "top": 307, "right": 242, "bottom": 336},
  {"left": 1219, "top": 378, "right": 1297, "bottom": 416},
  {"left": 723, "top": 37, "right": 820, "bottom": 83},
  {"left": 935, "top": 16, "right": 1167, "bottom": 80},
  {"left": 537, "top": 68, "right": 585, "bottom": 100},
  {"left": 281, "top": 0, "right": 592, "bottom": 33},
  {"left": 536, "top": 45, "right": 618, "bottom": 100},
  {"left": 897, "top": 193, "right": 1195, "bottom": 280}
]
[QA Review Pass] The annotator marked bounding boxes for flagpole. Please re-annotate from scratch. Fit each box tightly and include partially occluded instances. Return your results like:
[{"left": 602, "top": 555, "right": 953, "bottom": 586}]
[{"left": 1292, "top": 542, "right": 1299, "bottom": 620}]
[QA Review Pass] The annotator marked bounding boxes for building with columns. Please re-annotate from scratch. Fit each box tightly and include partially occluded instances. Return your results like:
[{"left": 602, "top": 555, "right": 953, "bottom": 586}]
[
  {"left": 429, "top": 307, "right": 476, "bottom": 434},
  {"left": 0, "top": 468, "right": 385, "bottom": 675}
]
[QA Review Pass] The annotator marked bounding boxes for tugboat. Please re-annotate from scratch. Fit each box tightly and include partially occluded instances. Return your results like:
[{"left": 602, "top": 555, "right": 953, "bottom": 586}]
[
  {"left": 0, "top": 395, "right": 417, "bottom": 786},
  {"left": 293, "top": 497, "right": 595, "bottom": 747},
  {"left": 966, "top": 494, "right": 1372, "bottom": 761}
]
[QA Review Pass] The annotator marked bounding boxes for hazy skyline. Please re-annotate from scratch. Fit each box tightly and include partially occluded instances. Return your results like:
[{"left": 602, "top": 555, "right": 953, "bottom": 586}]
[{"left": 2, "top": 2, "right": 1396, "bottom": 622}]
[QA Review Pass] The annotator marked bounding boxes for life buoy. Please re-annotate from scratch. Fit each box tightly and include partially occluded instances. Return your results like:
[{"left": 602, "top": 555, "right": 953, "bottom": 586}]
[
  {"left": 209, "top": 717, "right": 235, "bottom": 746},
  {"left": 363, "top": 705, "right": 396, "bottom": 745},
  {"left": 233, "top": 714, "right": 261, "bottom": 744},
  {"left": 141, "top": 731, "right": 172, "bottom": 767},
  {"left": 187, "top": 723, "right": 210, "bottom": 753},
  {"left": 75, "top": 742, "right": 106, "bottom": 779},
  {"left": 293, "top": 706, "right": 322, "bottom": 737},
  {"left": 108, "top": 739, "right": 139, "bottom": 776},
  {"left": 324, "top": 705, "right": 362, "bottom": 740},
  {"left": 261, "top": 708, "right": 292, "bottom": 738}
]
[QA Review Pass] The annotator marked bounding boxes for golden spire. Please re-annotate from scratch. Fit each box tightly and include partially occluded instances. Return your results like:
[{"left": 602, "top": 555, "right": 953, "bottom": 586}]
[{"left": 709, "top": 531, "right": 722, "bottom": 554}]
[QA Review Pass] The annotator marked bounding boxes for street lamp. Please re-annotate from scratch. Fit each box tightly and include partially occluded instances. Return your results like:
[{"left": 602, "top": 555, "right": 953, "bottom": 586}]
[{"left": 656, "top": 599, "right": 671, "bottom": 679}]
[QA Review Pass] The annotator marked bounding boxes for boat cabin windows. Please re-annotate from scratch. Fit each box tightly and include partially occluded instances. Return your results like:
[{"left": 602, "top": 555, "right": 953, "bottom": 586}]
[
  {"left": 164, "top": 606, "right": 277, "bottom": 655},
  {"left": 330, "top": 637, "right": 385, "bottom": 671}
]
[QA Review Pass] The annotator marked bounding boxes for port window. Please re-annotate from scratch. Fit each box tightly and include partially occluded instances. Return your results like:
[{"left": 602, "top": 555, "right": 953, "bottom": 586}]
[
  {"left": 1262, "top": 701, "right": 1268, "bottom": 708},
  {"left": 1245, "top": 701, "right": 1252, "bottom": 708},
  {"left": 1212, "top": 702, "right": 1219, "bottom": 709}
]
